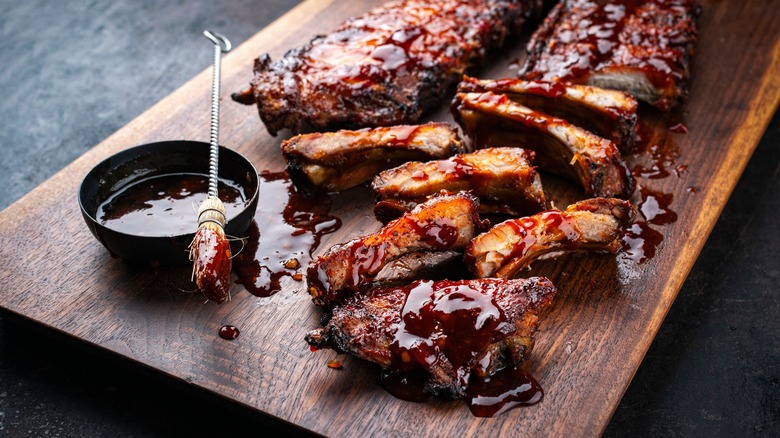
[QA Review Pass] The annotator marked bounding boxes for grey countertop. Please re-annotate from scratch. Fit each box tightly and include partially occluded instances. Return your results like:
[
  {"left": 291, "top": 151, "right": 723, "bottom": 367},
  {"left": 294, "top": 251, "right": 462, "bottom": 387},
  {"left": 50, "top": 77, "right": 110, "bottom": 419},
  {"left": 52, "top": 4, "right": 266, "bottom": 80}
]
[{"left": 0, "top": 1, "right": 777, "bottom": 436}]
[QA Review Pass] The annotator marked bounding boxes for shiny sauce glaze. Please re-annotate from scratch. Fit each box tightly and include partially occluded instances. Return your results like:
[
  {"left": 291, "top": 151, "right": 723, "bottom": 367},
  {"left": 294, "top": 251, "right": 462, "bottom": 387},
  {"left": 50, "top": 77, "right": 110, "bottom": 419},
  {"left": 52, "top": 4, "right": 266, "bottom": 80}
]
[
  {"left": 503, "top": 212, "right": 581, "bottom": 266},
  {"left": 521, "top": 80, "right": 568, "bottom": 98},
  {"left": 97, "top": 173, "right": 246, "bottom": 236},
  {"left": 302, "top": 0, "right": 515, "bottom": 91},
  {"left": 232, "top": 172, "right": 341, "bottom": 297},
  {"left": 379, "top": 279, "right": 543, "bottom": 416}
]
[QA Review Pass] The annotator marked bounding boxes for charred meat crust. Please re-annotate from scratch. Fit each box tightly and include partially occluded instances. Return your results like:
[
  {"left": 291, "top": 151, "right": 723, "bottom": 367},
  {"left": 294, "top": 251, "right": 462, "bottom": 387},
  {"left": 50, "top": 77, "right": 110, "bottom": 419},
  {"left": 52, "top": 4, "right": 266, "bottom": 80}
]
[
  {"left": 234, "top": 0, "right": 542, "bottom": 135},
  {"left": 281, "top": 122, "right": 466, "bottom": 192},
  {"left": 466, "top": 197, "right": 635, "bottom": 278},
  {"left": 307, "top": 191, "right": 483, "bottom": 306},
  {"left": 452, "top": 91, "right": 635, "bottom": 198},
  {"left": 520, "top": 0, "right": 700, "bottom": 111},
  {"left": 305, "top": 277, "right": 556, "bottom": 398},
  {"left": 371, "top": 147, "right": 546, "bottom": 222},
  {"left": 458, "top": 76, "right": 638, "bottom": 153}
]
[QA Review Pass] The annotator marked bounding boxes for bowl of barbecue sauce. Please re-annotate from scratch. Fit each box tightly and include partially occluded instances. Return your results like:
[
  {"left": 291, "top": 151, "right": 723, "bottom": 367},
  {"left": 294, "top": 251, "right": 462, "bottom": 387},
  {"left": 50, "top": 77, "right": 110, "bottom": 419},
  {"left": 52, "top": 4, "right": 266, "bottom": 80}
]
[{"left": 78, "top": 140, "right": 259, "bottom": 266}]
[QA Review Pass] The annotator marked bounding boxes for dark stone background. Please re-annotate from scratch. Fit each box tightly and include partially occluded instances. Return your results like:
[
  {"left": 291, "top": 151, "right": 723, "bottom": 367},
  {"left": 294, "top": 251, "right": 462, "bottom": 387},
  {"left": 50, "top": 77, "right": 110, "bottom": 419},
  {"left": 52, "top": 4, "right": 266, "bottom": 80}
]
[{"left": 0, "top": 1, "right": 777, "bottom": 436}]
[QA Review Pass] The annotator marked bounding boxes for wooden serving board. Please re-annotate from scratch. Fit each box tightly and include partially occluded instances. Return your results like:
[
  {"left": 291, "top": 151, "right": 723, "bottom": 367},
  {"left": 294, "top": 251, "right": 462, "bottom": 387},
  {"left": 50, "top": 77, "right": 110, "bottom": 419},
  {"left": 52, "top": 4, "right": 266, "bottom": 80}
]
[{"left": 1, "top": 1, "right": 778, "bottom": 436}]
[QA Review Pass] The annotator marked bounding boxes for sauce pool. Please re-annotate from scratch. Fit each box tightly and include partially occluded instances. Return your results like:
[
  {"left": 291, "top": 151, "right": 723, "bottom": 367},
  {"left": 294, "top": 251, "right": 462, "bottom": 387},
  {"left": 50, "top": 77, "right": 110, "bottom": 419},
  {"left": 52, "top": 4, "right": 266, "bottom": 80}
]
[{"left": 97, "top": 173, "right": 247, "bottom": 236}]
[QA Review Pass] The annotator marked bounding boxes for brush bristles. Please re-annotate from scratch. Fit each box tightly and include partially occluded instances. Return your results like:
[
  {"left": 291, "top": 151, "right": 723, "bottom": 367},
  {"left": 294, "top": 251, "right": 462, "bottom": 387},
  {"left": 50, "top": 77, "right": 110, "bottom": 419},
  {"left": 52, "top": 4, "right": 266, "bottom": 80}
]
[{"left": 190, "top": 197, "right": 232, "bottom": 304}]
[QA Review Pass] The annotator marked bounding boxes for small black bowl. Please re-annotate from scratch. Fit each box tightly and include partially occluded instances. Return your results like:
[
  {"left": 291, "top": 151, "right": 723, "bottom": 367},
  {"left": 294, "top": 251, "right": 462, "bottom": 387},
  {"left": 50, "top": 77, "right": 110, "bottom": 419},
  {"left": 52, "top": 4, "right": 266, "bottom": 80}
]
[{"left": 79, "top": 140, "right": 259, "bottom": 266}]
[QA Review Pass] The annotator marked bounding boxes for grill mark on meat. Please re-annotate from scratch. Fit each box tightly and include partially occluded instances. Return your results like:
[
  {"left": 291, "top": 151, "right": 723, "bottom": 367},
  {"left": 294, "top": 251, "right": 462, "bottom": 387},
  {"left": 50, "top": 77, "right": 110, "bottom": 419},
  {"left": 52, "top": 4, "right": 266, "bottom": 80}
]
[
  {"left": 307, "top": 191, "right": 483, "bottom": 306},
  {"left": 305, "top": 277, "right": 556, "bottom": 398},
  {"left": 458, "top": 76, "right": 638, "bottom": 153},
  {"left": 452, "top": 91, "right": 635, "bottom": 198},
  {"left": 466, "top": 197, "right": 635, "bottom": 278},
  {"left": 234, "top": 0, "right": 542, "bottom": 135},
  {"left": 519, "top": 0, "right": 700, "bottom": 111},
  {"left": 372, "top": 147, "right": 546, "bottom": 222},
  {"left": 281, "top": 122, "right": 466, "bottom": 192}
]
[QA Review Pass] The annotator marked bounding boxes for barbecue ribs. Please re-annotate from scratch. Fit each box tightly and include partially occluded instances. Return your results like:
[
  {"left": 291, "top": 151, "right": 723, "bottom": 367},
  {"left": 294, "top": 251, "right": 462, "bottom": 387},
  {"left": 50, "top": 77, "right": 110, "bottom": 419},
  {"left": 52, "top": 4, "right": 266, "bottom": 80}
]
[
  {"left": 234, "top": 0, "right": 542, "bottom": 135},
  {"left": 305, "top": 277, "right": 556, "bottom": 398},
  {"left": 520, "top": 0, "right": 700, "bottom": 110}
]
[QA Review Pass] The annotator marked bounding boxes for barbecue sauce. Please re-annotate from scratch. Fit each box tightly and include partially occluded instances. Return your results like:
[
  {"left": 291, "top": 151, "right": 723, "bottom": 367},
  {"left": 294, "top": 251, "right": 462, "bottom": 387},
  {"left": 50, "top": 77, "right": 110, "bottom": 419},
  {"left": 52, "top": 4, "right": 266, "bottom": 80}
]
[
  {"left": 638, "top": 187, "right": 677, "bottom": 225},
  {"left": 465, "top": 366, "right": 543, "bottom": 417},
  {"left": 502, "top": 212, "right": 581, "bottom": 268},
  {"left": 620, "top": 221, "right": 664, "bottom": 264},
  {"left": 97, "top": 173, "right": 246, "bottom": 236},
  {"left": 232, "top": 172, "right": 341, "bottom": 297},
  {"left": 218, "top": 325, "right": 240, "bottom": 340}
]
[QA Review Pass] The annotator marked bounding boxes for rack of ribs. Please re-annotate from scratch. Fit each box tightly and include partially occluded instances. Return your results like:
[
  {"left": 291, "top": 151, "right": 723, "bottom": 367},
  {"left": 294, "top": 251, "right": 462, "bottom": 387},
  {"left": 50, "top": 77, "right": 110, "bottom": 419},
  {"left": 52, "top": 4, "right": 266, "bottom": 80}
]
[
  {"left": 519, "top": 0, "right": 700, "bottom": 111},
  {"left": 233, "top": 0, "right": 542, "bottom": 135},
  {"left": 452, "top": 91, "right": 635, "bottom": 198},
  {"left": 305, "top": 277, "right": 556, "bottom": 398},
  {"left": 281, "top": 122, "right": 466, "bottom": 192},
  {"left": 466, "top": 197, "right": 635, "bottom": 278},
  {"left": 372, "top": 147, "right": 546, "bottom": 222}
]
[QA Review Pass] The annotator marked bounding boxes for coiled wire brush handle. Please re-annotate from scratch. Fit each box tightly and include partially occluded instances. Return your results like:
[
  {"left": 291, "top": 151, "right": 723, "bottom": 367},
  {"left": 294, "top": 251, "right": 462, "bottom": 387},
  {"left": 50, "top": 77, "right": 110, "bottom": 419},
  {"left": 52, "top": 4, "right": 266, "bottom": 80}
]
[{"left": 203, "top": 30, "right": 232, "bottom": 200}]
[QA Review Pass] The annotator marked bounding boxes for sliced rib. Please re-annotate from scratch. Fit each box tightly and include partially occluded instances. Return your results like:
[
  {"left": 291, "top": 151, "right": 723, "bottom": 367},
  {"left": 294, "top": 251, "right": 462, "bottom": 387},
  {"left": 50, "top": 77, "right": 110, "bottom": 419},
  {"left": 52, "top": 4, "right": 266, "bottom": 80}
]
[
  {"left": 372, "top": 147, "right": 546, "bottom": 222},
  {"left": 458, "top": 76, "right": 638, "bottom": 153},
  {"left": 281, "top": 122, "right": 466, "bottom": 192},
  {"left": 466, "top": 197, "right": 635, "bottom": 278},
  {"left": 452, "top": 91, "right": 634, "bottom": 198},
  {"left": 307, "top": 191, "right": 482, "bottom": 306}
]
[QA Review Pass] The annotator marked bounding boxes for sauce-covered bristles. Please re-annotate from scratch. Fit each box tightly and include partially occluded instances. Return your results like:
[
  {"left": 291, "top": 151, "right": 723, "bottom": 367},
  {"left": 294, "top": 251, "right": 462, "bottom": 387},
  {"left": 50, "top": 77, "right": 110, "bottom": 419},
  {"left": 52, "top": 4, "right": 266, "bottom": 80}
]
[{"left": 190, "top": 197, "right": 232, "bottom": 304}]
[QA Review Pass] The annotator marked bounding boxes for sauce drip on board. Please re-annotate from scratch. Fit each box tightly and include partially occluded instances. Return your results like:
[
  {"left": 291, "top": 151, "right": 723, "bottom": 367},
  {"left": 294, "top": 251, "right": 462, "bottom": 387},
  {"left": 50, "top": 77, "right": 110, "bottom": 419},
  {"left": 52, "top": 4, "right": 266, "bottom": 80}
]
[
  {"left": 638, "top": 187, "right": 677, "bottom": 225},
  {"left": 232, "top": 171, "right": 341, "bottom": 297},
  {"left": 97, "top": 173, "right": 246, "bottom": 236},
  {"left": 618, "top": 110, "right": 682, "bottom": 276},
  {"left": 465, "top": 366, "right": 543, "bottom": 417},
  {"left": 218, "top": 325, "right": 240, "bottom": 340}
]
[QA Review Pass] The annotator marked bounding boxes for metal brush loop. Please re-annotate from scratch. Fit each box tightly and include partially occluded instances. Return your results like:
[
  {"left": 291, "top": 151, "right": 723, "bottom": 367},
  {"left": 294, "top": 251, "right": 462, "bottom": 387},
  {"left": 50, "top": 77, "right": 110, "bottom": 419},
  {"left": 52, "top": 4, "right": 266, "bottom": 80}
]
[{"left": 203, "top": 30, "right": 232, "bottom": 199}]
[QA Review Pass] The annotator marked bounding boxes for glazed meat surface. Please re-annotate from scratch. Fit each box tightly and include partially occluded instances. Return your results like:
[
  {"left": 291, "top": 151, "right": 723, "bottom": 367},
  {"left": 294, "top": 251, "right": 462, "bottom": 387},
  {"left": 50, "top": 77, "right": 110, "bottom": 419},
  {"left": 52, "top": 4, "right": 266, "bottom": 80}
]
[
  {"left": 307, "top": 191, "right": 482, "bottom": 306},
  {"left": 519, "top": 0, "right": 700, "bottom": 111},
  {"left": 466, "top": 198, "right": 634, "bottom": 278},
  {"left": 372, "top": 147, "right": 546, "bottom": 221},
  {"left": 452, "top": 91, "right": 634, "bottom": 198},
  {"left": 458, "top": 76, "right": 638, "bottom": 153},
  {"left": 234, "top": 0, "right": 541, "bottom": 135},
  {"left": 305, "top": 277, "right": 556, "bottom": 398},
  {"left": 281, "top": 122, "right": 466, "bottom": 192}
]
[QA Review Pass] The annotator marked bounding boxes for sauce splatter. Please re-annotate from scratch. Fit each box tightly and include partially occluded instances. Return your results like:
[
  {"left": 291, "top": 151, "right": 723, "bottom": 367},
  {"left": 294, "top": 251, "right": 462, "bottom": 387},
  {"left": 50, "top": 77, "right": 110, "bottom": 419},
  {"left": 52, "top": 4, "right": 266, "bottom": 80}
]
[
  {"left": 620, "top": 221, "right": 665, "bottom": 264},
  {"left": 466, "top": 367, "right": 543, "bottom": 417},
  {"left": 638, "top": 187, "right": 677, "bottom": 225},
  {"left": 232, "top": 172, "right": 341, "bottom": 297},
  {"left": 218, "top": 325, "right": 240, "bottom": 340}
]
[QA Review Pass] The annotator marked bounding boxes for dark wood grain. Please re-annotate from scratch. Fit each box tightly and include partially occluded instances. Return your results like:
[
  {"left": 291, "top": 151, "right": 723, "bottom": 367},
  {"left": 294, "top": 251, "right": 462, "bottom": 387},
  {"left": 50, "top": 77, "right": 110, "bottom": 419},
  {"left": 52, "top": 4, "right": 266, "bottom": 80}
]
[{"left": 0, "top": 1, "right": 778, "bottom": 436}]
